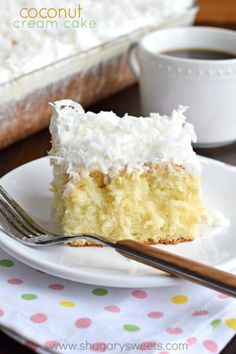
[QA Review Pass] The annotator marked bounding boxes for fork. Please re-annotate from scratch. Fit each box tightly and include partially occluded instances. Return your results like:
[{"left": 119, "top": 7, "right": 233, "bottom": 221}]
[{"left": 0, "top": 184, "right": 236, "bottom": 297}]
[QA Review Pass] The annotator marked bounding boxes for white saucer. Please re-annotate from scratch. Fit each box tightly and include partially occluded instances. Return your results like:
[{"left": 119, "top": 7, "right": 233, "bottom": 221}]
[{"left": 0, "top": 156, "right": 235, "bottom": 288}]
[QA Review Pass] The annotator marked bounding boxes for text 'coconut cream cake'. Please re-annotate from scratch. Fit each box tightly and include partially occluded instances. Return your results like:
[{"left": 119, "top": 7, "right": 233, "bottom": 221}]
[{"left": 49, "top": 100, "right": 204, "bottom": 245}]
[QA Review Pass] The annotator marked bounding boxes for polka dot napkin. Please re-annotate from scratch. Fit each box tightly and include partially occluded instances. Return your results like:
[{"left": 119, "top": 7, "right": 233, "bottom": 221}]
[{"left": 0, "top": 248, "right": 236, "bottom": 354}]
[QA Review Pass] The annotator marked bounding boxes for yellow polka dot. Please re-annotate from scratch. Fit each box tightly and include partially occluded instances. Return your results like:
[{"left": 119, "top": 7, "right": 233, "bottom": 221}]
[
  {"left": 225, "top": 318, "right": 236, "bottom": 331},
  {"left": 59, "top": 300, "right": 76, "bottom": 308},
  {"left": 171, "top": 295, "right": 188, "bottom": 304}
]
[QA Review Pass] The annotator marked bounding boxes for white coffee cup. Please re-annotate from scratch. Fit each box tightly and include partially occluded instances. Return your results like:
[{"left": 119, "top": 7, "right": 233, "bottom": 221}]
[{"left": 128, "top": 27, "right": 236, "bottom": 147}]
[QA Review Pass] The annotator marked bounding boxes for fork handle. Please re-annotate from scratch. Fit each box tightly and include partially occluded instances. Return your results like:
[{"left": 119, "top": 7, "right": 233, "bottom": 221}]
[{"left": 116, "top": 239, "right": 236, "bottom": 297}]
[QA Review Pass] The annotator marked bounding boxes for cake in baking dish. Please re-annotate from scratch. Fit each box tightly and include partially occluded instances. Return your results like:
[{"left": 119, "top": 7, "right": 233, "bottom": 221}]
[
  {"left": 0, "top": 0, "right": 194, "bottom": 84},
  {"left": 49, "top": 100, "right": 203, "bottom": 245}
]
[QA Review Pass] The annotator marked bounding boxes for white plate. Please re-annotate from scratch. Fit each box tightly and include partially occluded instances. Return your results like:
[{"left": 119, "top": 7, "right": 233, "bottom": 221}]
[{"left": 0, "top": 156, "right": 235, "bottom": 288}]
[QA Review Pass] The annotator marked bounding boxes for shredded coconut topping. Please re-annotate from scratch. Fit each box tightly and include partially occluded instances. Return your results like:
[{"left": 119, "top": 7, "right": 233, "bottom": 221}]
[{"left": 49, "top": 100, "right": 201, "bottom": 178}]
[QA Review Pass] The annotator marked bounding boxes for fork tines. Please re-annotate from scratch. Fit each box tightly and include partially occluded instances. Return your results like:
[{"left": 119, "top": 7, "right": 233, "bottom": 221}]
[{"left": 0, "top": 185, "right": 45, "bottom": 240}]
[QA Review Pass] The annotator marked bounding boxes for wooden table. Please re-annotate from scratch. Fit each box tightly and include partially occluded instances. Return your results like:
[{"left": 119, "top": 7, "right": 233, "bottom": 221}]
[{"left": 1, "top": 0, "right": 236, "bottom": 352}]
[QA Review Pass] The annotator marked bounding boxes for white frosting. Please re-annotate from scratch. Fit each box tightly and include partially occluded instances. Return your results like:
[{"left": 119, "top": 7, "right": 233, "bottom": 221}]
[
  {"left": 0, "top": 0, "right": 194, "bottom": 85},
  {"left": 49, "top": 100, "right": 201, "bottom": 177}
]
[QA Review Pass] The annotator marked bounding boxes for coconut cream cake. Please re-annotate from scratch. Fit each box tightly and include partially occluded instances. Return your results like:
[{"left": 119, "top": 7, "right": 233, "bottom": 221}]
[
  {"left": 49, "top": 100, "right": 203, "bottom": 245},
  {"left": 0, "top": 0, "right": 194, "bottom": 84}
]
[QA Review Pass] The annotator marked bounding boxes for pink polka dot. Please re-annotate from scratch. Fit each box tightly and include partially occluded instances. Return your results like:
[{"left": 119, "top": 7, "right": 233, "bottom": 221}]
[
  {"left": 203, "top": 340, "right": 218, "bottom": 353},
  {"left": 217, "top": 293, "right": 229, "bottom": 299},
  {"left": 166, "top": 327, "right": 183, "bottom": 334},
  {"left": 48, "top": 283, "right": 64, "bottom": 291},
  {"left": 0, "top": 309, "right": 4, "bottom": 317},
  {"left": 148, "top": 311, "right": 164, "bottom": 319},
  {"left": 91, "top": 342, "right": 107, "bottom": 352},
  {"left": 75, "top": 317, "right": 92, "bottom": 328},
  {"left": 132, "top": 290, "right": 147, "bottom": 299},
  {"left": 44, "top": 340, "right": 60, "bottom": 350},
  {"left": 192, "top": 310, "right": 209, "bottom": 316},
  {"left": 30, "top": 313, "right": 48, "bottom": 323},
  {"left": 25, "top": 340, "right": 38, "bottom": 351},
  {"left": 104, "top": 305, "right": 120, "bottom": 313},
  {"left": 186, "top": 337, "right": 197, "bottom": 345},
  {"left": 139, "top": 341, "right": 156, "bottom": 351},
  {"left": 7, "top": 278, "right": 23, "bottom": 285}
]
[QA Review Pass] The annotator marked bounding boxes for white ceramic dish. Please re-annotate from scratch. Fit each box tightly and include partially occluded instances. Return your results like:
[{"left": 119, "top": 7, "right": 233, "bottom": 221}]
[{"left": 0, "top": 156, "right": 235, "bottom": 288}]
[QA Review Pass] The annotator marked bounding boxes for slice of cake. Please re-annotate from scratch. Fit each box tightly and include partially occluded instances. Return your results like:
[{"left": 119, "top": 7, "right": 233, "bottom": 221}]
[{"left": 49, "top": 100, "right": 203, "bottom": 245}]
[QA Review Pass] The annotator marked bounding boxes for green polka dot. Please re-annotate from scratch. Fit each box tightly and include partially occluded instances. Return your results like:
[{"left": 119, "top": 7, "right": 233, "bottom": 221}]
[
  {"left": 0, "top": 259, "right": 15, "bottom": 267},
  {"left": 211, "top": 319, "right": 222, "bottom": 329},
  {"left": 92, "top": 288, "right": 108, "bottom": 296},
  {"left": 21, "top": 293, "right": 38, "bottom": 300},
  {"left": 123, "top": 324, "right": 140, "bottom": 332}
]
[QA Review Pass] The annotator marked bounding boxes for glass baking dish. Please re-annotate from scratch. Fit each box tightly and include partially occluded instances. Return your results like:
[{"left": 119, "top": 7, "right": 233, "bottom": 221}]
[{"left": 0, "top": 5, "right": 198, "bottom": 149}]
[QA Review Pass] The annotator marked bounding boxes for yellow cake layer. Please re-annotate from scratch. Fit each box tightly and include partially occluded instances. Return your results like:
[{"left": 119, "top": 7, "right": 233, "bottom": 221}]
[{"left": 51, "top": 164, "right": 203, "bottom": 244}]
